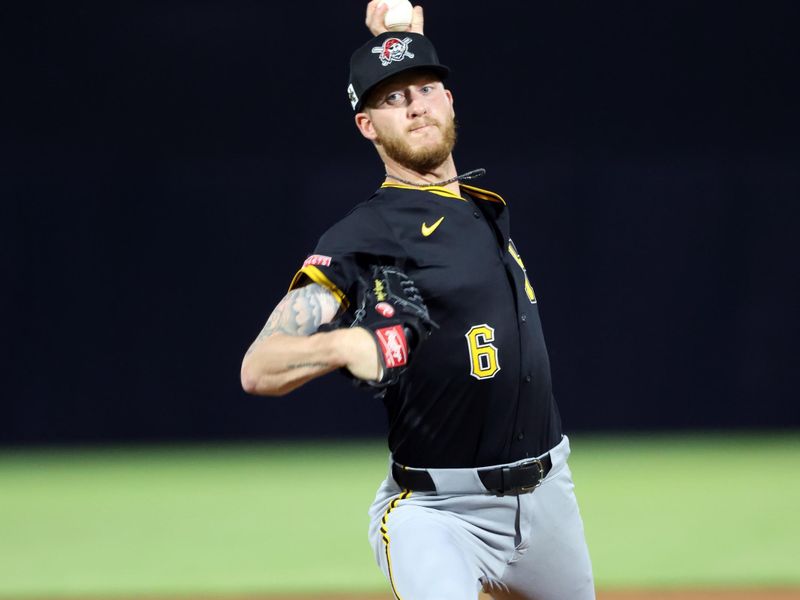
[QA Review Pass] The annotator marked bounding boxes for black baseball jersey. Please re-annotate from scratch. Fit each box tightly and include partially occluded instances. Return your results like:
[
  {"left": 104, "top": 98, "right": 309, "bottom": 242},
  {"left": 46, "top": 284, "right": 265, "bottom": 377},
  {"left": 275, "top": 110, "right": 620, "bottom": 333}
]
[{"left": 290, "top": 183, "right": 562, "bottom": 468}]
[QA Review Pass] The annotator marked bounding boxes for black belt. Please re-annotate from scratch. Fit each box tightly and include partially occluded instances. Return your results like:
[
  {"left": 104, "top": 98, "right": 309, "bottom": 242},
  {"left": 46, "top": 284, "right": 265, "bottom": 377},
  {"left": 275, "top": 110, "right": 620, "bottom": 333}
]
[{"left": 391, "top": 454, "right": 552, "bottom": 496}]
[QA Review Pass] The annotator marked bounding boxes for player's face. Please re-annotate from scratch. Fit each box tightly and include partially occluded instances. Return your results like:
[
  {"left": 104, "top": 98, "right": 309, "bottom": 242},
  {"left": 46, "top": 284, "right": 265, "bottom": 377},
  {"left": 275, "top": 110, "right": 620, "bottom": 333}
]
[{"left": 358, "top": 71, "right": 456, "bottom": 173}]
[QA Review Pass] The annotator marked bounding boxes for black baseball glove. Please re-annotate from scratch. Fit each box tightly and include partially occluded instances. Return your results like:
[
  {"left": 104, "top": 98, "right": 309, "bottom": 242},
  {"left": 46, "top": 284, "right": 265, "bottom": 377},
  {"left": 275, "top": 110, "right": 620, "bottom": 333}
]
[{"left": 320, "top": 265, "right": 437, "bottom": 388}]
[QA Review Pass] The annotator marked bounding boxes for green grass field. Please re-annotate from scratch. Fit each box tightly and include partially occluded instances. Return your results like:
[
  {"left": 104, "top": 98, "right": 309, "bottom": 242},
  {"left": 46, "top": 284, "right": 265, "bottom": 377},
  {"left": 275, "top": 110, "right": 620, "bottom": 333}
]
[{"left": 1, "top": 433, "right": 798, "bottom": 597}]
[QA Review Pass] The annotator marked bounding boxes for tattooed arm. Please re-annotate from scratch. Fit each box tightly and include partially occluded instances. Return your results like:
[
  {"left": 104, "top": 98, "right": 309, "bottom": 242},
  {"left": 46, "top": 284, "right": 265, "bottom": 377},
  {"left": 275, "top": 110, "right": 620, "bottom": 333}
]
[{"left": 240, "top": 283, "right": 380, "bottom": 396}]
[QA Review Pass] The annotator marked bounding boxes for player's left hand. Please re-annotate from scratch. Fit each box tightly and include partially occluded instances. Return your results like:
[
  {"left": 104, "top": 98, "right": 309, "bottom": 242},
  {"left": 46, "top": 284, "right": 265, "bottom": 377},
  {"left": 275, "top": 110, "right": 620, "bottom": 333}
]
[
  {"left": 351, "top": 265, "right": 437, "bottom": 386},
  {"left": 320, "top": 265, "right": 437, "bottom": 388},
  {"left": 365, "top": 0, "right": 425, "bottom": 37}
]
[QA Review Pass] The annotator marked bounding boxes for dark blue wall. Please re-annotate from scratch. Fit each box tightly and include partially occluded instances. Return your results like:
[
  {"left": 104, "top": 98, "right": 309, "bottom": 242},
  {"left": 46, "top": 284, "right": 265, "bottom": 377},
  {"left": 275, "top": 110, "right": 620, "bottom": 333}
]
[{"left": 3, "top": 1, "right": 799, "bottom": 443}]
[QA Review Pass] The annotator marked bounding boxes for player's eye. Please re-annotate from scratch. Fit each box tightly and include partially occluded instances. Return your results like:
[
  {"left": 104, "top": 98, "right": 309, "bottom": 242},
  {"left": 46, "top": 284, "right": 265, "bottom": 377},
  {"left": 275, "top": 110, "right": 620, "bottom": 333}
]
[
  {"left": 384, "top": 91, "right": 407, "bottom": 106},
  {"left": 420, "top": 85, "right": 434, "bottom": 94}
]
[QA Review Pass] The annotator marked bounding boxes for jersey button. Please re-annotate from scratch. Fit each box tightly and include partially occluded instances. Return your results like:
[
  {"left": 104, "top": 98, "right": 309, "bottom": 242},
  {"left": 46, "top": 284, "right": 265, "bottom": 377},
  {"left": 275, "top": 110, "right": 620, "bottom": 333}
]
[
  {"left": 472, "top": 211, "right": 480, "bottom": 219},
  {"left": 524, "top": 375, "right": 532, "bottom": 383},
  {"left": 517, "top": 432, "right": 525, "bottom": 441},
  {"left": 520, "top": 313, "right": 527, "bottom": 322}
]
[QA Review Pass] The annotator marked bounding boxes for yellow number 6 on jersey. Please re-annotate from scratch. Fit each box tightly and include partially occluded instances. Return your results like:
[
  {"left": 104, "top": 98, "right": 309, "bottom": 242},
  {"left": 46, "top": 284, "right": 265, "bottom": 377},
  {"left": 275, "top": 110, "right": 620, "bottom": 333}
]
[{"left": 465, "top": 324, "right": 500, "bottom": 380}]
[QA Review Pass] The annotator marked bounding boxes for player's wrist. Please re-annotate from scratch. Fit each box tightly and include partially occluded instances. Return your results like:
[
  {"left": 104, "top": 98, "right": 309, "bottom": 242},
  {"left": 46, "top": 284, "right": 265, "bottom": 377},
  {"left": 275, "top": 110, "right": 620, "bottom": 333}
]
[{"left": 330, "top": 327, "right": 383, "bottom": 381}]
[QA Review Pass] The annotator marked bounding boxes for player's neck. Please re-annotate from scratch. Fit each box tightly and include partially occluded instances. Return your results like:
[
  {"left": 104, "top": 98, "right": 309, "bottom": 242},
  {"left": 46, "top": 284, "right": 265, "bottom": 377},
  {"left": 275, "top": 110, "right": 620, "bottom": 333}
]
[{"left": 383, "top": 156, "right": 461, "bottom": 196}]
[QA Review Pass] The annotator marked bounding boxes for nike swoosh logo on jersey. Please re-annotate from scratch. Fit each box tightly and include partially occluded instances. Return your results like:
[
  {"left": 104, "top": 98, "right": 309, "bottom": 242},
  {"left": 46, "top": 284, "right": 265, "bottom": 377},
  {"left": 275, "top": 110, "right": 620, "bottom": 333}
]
[{"left": 421, "top": 216, "right": 445, "bottom": 237}]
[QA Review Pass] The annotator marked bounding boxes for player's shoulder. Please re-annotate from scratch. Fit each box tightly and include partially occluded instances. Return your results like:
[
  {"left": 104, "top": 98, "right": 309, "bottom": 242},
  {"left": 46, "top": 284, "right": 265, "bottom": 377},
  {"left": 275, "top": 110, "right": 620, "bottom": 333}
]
[
  {"left": 328, "top": 193, "right": 387, "bottom": 230},
  {"left": 328, "top": 184, "right": 419, "bottom": 226},
  {"left": 315, "top": 191, "right": 398, "bottom": 252}
]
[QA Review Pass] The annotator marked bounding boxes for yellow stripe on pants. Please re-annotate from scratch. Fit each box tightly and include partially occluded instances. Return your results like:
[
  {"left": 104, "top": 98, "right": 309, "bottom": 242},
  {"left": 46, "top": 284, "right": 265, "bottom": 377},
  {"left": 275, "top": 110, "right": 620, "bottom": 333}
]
[{"left": 381, "top": 489, "right": 412, "bottom": 600}]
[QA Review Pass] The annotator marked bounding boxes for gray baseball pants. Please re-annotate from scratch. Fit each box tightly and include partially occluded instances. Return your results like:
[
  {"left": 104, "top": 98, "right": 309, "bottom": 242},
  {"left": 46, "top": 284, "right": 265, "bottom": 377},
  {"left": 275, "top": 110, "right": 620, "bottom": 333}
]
[{"left": 367, "top": 435, "right": 595, "bottom": 600}]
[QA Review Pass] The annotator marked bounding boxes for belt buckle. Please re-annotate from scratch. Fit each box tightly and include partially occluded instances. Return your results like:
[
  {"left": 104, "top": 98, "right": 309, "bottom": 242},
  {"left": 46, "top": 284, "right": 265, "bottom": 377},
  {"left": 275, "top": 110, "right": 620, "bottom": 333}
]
[{"left": 517, "top": 457, "right": 545, "bottom": 493}]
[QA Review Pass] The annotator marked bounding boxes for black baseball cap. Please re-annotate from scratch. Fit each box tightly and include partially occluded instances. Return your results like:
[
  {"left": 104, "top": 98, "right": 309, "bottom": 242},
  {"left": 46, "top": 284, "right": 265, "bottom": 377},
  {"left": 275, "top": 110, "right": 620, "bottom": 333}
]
[{"left": 347, "top": 32, "right": 450, "bottom": 112}]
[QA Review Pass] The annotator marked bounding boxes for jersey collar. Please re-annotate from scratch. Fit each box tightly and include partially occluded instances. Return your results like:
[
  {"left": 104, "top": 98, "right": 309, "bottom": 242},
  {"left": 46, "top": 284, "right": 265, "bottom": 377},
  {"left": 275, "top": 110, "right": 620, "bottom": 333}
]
[
  {"left": 459, "top": 183, "right": 506, "bottom": 205},
  {"left": 380, "top": 182, "right": 506, "bottom": 205}
]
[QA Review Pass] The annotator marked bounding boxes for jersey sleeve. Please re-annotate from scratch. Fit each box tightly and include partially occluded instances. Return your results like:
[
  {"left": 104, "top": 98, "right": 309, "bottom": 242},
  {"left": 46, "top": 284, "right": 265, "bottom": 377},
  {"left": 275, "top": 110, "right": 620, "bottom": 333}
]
[{"left": 288, "top": 205, "right": 402, "bottom": 308}]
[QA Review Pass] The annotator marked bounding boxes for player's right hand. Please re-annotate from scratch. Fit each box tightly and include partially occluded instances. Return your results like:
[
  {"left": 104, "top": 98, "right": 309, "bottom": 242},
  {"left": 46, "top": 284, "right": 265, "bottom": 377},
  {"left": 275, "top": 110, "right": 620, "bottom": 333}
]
[{"left": 365, "top": 0, "right": 425, "bottom": 37}]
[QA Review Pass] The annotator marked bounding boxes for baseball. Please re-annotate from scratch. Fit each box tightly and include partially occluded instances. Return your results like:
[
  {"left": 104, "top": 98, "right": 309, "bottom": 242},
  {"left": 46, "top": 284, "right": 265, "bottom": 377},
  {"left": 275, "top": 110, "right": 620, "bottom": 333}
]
[{"left": 381, "top": 0, "right": 414, "bottom": 31}]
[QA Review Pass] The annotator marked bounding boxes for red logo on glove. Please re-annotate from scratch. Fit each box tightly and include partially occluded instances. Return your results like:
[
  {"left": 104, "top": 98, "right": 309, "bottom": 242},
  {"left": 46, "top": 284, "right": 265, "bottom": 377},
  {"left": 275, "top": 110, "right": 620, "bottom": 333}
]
[
  {"left": 375, "top": 302, "right": 396, "bottom": 318},
  {"left": 375, "top": 325, "right": 408, "bottom": 368}
]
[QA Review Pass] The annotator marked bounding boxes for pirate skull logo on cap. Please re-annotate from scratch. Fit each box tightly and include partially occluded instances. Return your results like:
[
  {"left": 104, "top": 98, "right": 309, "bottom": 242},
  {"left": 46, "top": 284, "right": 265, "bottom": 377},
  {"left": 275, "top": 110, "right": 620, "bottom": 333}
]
[{"left": 372, "top": 37, "right": 415, "bottom": 67}]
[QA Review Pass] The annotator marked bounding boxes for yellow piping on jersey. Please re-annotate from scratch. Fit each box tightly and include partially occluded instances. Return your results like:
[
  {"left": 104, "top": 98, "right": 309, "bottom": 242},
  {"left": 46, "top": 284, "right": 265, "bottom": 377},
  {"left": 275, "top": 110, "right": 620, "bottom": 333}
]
[
  {"left": 380, "top": 181, "right": 506, "bottom": 205},
  {"left": 459, "top": 183, "right": 507, "bottom": 205},
  {"left": 381, "top": 489, "right": 412, "bottom": 600},
  {"left": 381, "top": 182, "right": 466, "bottom": 201},
  {"left": 288, "top": 265, "right": 349, "bottom": 308}
]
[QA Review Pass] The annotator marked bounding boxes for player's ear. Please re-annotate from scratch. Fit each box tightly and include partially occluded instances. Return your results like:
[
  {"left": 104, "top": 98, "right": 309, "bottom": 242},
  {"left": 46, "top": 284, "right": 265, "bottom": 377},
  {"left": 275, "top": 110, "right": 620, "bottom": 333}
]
[
  {"left": 355, "top": 111, "right": 378, "bottom": 141},
  {"left": 445, "top": 88, "right": 455, "bottom": 114}
]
